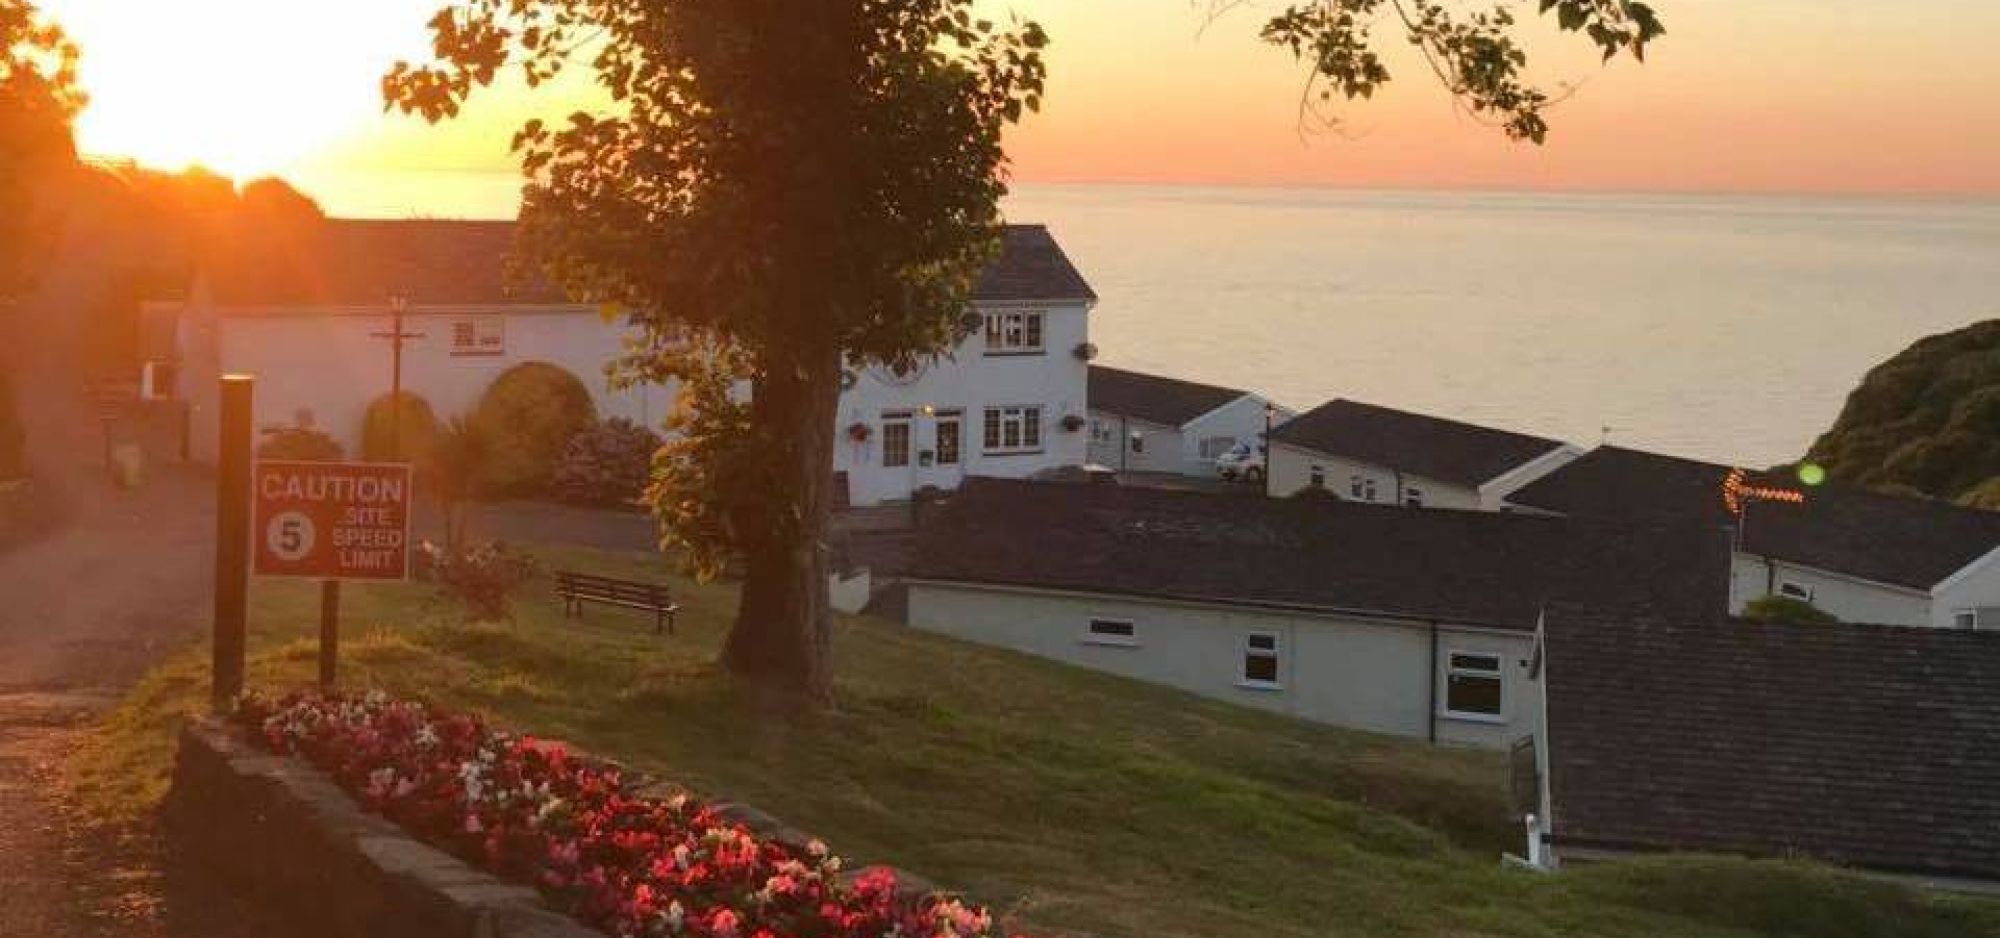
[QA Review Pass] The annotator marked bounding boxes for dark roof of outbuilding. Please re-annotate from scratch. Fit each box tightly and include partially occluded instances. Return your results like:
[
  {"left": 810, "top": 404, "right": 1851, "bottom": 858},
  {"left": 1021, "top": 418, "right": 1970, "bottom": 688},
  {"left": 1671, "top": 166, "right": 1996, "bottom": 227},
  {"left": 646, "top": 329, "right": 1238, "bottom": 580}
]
[
  {"left": 207, "top": 220, "right": 1094, "bottom": 308},
  {"left": 1543, "top": 606, "right": 2000, "bottom": 881},
  {"left": 1506, "top": 446, "right": 2000, "bottom": 589},
  {"left": 909, "top": 478, "right": 1730, "bottom": 631},
  {"left": 1268, "top": 399, "right": 1568, "bottom": 489},
  {"left": 1088, "top": 365, "right": 1250, "bottom": 428}
]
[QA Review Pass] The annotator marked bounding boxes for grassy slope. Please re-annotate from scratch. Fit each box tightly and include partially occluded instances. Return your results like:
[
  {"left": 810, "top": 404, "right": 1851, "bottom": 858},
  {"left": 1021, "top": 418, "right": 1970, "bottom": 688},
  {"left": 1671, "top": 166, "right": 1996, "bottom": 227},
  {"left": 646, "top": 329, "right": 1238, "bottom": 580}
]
[{"left": 72, "top": 545, "right": 2000, "bottom": 938}]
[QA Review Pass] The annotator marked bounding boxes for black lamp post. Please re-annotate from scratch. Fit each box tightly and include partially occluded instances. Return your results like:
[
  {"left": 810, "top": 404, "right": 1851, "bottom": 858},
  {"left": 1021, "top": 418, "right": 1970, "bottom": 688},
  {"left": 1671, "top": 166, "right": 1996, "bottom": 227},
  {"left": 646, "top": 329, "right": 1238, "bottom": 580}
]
[{"left": 1262, "top": 400, "right": 1275, "bottom": 499}]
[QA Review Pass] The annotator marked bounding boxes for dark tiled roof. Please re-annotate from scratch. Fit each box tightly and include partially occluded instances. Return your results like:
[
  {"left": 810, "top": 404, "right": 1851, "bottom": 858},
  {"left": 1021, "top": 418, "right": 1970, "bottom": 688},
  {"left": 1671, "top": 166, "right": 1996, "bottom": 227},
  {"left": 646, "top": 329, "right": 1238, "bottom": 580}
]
[
  {"left": 1269, "top": 399, "right": 1568, "bottom": 488},
  {"left": 974, "top": 225, "right": 1096, "bottom": 304},
  {"left": 1506, "top": 446, "right": 2000, "bottom": 589},
  {"left": 909, "top": 478, "right": 1730, "bottom": 630},
  {"left": 1544, "top": 606, "right": 2000, "bottom": 881},
  {"left": 1088, "top": 365, "right": 1250, "bottom": 428},
  {"left": 210, "top": 221, "right": 1093, "bottom": 308}
]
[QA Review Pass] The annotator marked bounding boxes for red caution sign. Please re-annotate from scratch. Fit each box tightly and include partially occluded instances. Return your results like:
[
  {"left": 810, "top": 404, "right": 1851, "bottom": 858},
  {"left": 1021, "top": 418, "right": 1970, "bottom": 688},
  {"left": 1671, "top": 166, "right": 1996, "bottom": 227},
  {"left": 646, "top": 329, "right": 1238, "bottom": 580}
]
[{"left": 252, "top": 461, "right": 413, "bottom": 580}]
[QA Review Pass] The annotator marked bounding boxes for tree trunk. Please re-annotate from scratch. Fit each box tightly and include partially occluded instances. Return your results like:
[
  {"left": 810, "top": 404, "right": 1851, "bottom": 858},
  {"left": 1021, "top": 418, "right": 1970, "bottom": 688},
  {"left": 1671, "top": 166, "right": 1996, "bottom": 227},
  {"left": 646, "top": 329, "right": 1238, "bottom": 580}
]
[{"left": 722, "top": 341, "right": 843, "bottom": 705}]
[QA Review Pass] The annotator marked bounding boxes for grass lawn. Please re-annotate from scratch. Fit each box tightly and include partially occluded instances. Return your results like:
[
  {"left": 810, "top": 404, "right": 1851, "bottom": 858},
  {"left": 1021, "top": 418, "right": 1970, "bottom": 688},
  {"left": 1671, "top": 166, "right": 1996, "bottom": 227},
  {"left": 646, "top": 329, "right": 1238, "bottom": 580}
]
[{"left": 72, "top": 544, "right": 2000, "bottom": 938}]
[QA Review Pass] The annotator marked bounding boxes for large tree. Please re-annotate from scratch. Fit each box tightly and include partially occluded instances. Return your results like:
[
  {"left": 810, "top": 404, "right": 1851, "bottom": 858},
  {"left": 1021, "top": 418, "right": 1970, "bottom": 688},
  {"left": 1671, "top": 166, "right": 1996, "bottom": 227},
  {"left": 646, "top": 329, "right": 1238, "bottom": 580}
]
[
  {"left": 387, "top": 0, "right": 1659, "bottom": 706},
  {"left": 0, "top": 0, "right": 78, "bottom": 302}
]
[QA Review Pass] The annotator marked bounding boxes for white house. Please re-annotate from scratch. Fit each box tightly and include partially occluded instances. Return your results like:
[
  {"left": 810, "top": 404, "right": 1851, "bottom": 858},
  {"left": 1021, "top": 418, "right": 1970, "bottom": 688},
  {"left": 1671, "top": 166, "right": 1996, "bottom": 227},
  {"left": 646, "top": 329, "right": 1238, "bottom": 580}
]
[
  {"left": 903, "top": 478, "right": 1730, "bottom": 749},
  {"left": 1084, "top": 365, "right": 1289, "bottom": 478},
  {"left": 1504, "top": 446, "right": 2000, "bottom": 630},
  {"left": 832, "top": 225, "right": 1096, "bottom": 505},
  {"left": 158, "top": 219, "right": 1097, "bottom": 507},
  {"left": 1524, "top": 605, "right": 2000, "bottom": 892},
  {"left": 1266, "top": 399, "right": 1581, "bottom": 510}
]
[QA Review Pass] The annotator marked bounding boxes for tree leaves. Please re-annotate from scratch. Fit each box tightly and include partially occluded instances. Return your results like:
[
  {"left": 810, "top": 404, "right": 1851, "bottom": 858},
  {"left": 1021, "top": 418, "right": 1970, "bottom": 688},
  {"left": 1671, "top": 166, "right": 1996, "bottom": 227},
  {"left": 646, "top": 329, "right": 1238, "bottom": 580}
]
[{"left": 1259, "top": 0, "right": 1664, "bottom": 143}]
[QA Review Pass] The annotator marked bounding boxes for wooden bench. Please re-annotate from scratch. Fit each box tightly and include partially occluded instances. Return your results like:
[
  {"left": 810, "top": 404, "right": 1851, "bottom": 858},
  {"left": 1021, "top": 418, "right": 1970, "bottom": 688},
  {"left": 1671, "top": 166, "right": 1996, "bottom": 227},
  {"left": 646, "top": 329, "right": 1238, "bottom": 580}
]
[{"left": 555, "top": 571, "right": 680, "bottom": 635}]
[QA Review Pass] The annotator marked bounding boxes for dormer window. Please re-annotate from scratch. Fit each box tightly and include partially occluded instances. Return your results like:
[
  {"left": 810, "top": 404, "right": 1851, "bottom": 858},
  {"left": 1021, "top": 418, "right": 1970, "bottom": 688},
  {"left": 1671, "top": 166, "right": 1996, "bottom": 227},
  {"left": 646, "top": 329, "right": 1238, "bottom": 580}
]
[{"left": 983, "top": 310, "right": 1045, "bottom": 355}]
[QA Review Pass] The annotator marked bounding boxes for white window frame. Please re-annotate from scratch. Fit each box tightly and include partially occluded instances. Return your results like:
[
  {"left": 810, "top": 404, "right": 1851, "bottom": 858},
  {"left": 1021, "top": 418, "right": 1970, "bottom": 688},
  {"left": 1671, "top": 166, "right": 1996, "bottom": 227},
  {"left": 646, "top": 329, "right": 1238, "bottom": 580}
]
[
  {"left": 1089, "top": 418, "right": 1116, "bottom": 445},
  {"left": 982, "top": 405, "right": 1043, "bottom": 455},
  {"left": 1238, "top": 631, "right": 1283, "bottom": 690},
  {"left": 982, "top": 309, "right": 1046, "bottom": 355},
  {"left": 1404, "top": 486, "right": 1425, "bottom": 508},
  {"left": 1309, "top": 464, "right": 1326, "bottom": 488},
  {"left": 1443, "top": 650, "right": 1505, "bottom": 722},
  {"left": 1198, "top": 436, "right": 1236, "bottom": 461},
  {"left": 1083, "top": 618, "right": 1138, "bottom": 647},
  {"left": 449, "top": 316, "right": 505, "bottom": 357},
  {"left": 1954, "top": 609, "right": 1979, "bottom": 630},
  {"left": 1777, "top": 579, "right": 1814, "bottom": 602}
]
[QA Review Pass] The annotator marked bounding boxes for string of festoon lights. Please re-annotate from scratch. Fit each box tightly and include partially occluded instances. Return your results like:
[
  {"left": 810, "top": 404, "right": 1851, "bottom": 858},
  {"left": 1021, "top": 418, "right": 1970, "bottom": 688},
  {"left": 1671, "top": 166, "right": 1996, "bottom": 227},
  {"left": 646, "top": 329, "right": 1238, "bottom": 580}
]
[{"left": 1720, "top": 463, "right": 1824, "bottom": 517}]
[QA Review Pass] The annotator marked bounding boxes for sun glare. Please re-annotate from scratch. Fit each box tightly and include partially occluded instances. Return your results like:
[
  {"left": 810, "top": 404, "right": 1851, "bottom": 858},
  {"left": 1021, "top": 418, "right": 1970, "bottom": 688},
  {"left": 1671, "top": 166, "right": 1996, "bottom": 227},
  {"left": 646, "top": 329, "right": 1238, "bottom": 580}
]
[{"left": 45, "top": 0, "right": 430, "bottom": 179}]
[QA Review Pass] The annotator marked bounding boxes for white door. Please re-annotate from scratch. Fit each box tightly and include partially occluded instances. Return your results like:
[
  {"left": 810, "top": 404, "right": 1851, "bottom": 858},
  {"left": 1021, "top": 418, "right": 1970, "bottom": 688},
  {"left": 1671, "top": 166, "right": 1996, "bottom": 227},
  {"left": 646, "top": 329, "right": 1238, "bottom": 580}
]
[
  {"left": 917, "top": 409, "right": 966, "bottom": 493},
  {"left": 879, "top": 411, "right": 915, "bottom": 501}
]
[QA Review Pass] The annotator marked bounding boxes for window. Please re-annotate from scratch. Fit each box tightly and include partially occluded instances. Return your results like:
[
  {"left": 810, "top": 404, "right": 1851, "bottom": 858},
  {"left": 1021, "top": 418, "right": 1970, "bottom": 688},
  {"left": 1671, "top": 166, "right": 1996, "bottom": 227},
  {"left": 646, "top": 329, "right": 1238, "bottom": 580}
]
[
  {"left": 1955, "top": 609, "right": 1979, "bottom": 630},
  {"left": 1084, "top": 618, "right": 1137, "bottom": 646},
  {"left": 983, "top": 310, "right": 1046, "bottom": 354},
  {"left": 1350, "top": 475, "right": 1379, "bottom": 501},
  {"left": 881, "top": 414, "right": 911, "bottom": 468},
  {"left": 1241, "top": 632, "right": 1282, "bottom": 688},
  {"left": 1090, "top": 418, "right": 1116, "bottom": 444},
  {"left": 1309, "top": 465, "right": 1326, "bottom": 488},
  {"left": 935, "top": 412, "right": 962, "bottom": 466},
  {"left": 450, "top": 316, "right": 505, "bottom": 356},
  {"left": 1199, "top": 436, "right": 1237, "bottom": 460},
  {"left": 1405, "top": 487, "right": 1425, "bottom": 508},
  {"left": 1445, "top": 652, "right": 1504, "bottom": 719},
  {"left": 983, "top": 406, "right": 1042, "bottom": 454},
  {"left": 1129, "top": 432, "right": 1146, "bottom": 454},
  {"left": 1778, "top": 579, "right": 1814, "bottom": 602}
]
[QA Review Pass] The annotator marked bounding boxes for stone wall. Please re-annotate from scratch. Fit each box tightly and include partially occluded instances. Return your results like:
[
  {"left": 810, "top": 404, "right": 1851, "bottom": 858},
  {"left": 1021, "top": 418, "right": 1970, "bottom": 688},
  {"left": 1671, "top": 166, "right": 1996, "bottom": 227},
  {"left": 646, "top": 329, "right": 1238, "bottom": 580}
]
[
  {"left": 167, "top": 717, "right": 945, "bottom": 938},
  {"left": 167, "top": 718, "right": 600, "bottom": 938}
]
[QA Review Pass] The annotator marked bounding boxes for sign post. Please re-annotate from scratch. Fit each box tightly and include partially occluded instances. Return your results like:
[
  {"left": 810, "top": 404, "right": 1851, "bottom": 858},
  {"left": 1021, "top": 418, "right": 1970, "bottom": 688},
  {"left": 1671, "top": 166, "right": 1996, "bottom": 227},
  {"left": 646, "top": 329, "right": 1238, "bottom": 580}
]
[
  {"left": 212, "top": 376, "right": 254, "bottom": 709},
  {"left": 253, "top": 460, "right": 414, "bottom": 689}
]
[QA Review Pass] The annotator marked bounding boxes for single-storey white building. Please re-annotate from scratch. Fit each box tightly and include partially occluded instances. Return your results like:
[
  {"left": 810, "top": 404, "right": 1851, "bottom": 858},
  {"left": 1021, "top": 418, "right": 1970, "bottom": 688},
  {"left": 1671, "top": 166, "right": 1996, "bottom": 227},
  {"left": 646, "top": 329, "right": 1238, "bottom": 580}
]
[
  {"left": 1266, "top": 398, "right": 1581, "bottom": 510},
  {"left": 1504, "top": 446, "right": 2000, "bottom": 630},
  {"left": 155, "top": 219, "right": 1097, "bottom": 507},
  {"left": 904, "top": 478, "right": 1730, "bottom": 749},
  {"left": 1085, "top": 365, "right": 1289, "bottom": 478},
  {"left": 1526, "top": 605, "right": 2000, "bottom": 892}
]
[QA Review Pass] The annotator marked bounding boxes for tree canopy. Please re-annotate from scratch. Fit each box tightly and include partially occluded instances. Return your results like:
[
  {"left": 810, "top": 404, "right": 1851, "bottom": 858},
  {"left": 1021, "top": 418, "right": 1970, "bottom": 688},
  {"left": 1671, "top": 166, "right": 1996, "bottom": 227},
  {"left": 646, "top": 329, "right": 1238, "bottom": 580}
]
[
  {"left": 1805, "top": 320, "right": 2000, "bottom": 507},
  {"left": 0, "top": 0, "right": 80, "bottom": 303}
]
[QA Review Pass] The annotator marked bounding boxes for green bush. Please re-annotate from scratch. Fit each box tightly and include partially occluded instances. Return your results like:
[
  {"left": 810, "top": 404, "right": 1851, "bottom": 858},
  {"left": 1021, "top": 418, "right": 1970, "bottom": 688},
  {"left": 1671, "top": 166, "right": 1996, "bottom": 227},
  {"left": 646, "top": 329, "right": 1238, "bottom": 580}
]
[
  {"left": 0, "top": 367, "right": 23, "bottom": 480},
  {"left": 472, "top": 362, "right": 596, "bottom": 497},
  {"left": 361, "top": 392, "right": 440, "bottom": 463},
  {"left": 552, "top": 417, "right": 661, "bottom": 508},
  {"left": 1742, "top": 595, "right": 1839, "bottom": 626},
  {"left": 255, "top": 426, "right": 344, "bottom": 462}
]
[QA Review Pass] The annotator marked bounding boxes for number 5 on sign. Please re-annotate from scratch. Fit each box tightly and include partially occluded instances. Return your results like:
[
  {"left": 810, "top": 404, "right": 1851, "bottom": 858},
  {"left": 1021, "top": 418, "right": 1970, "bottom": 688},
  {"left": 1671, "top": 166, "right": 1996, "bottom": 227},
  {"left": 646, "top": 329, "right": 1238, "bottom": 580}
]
[{"left": 251, "top": 461, "right": 413, "bottom": 581}]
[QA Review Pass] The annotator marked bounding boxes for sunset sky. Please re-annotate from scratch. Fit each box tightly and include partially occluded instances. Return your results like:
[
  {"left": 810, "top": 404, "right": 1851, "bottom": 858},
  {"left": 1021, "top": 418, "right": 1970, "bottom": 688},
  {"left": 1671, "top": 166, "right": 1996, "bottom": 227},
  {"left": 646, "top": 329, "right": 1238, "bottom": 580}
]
[{"left": 42, "top": 0, "right": 2000, "bottom": 216}]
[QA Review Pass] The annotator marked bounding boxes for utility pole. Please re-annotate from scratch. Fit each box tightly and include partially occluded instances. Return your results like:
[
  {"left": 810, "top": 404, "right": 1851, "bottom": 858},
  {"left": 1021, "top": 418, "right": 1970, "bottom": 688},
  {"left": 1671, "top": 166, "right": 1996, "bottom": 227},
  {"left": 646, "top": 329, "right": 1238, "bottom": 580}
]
[{"left": 368, "top": 295, "right": 425, "bottom": 459}]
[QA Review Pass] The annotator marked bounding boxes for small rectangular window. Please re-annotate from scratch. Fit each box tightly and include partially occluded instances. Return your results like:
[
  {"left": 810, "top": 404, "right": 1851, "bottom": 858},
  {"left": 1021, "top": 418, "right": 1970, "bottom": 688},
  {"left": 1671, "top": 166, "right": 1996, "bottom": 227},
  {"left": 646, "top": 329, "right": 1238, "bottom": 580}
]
[
  {"left": 1084, "top": 618, "right": 1137, "bottom": 646},
  {"left": 1090, "top": 419, "right": 1116, "bottom": 444},
  {"left": 1955, "top": 610, "right": 1979, "bottom": 630},
  {"left": 983, "top": 406, "right": 1041, "bottom": 454},
  {"left": 1405, "top": 487, "right": 1425, "bottom": 508},
  {"left": 450, "top": 316, "right": 505, "bottom": 356},
  {"left": 1241, "top": 632, "right": 1282, "bottom": 688},
  {"left": 1778, "top": 580, "right": 1814, "bottom": 602},
  {"left": 983, "top": 310, "right": 1046, "bottom": 354},
  {"left": 1309, "top": 465, "right": 1326, "bottom": 488},
  {"left": 1130, "top": 432, "right": 1145, "bottom": 453},
  {"left": 1445, "top": 651, "right": 1503, "bottom": 719}
]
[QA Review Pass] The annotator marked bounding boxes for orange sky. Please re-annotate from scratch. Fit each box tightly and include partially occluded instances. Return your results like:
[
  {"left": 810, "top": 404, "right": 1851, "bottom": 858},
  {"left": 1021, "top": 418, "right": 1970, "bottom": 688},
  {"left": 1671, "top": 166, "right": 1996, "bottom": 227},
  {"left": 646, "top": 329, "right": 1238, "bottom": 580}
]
[{"left": 43, "top": 0, "right": 2000, "bottom": 214}]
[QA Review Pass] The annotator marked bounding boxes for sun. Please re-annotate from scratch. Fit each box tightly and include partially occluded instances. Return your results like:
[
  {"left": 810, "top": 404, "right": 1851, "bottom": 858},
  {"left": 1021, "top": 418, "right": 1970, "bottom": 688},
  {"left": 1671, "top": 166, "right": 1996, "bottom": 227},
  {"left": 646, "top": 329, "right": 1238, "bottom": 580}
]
[{"left": 45, "top": 0, "right": 432, "bottom": 179}]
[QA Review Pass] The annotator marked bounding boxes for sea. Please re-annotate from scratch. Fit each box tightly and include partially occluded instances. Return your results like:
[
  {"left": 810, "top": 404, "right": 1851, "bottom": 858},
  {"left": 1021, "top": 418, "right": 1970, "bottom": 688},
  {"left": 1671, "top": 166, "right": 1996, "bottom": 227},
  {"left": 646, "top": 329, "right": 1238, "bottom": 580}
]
[{"left": 312, "top": 170, "right": 2000, "bottom": 469}]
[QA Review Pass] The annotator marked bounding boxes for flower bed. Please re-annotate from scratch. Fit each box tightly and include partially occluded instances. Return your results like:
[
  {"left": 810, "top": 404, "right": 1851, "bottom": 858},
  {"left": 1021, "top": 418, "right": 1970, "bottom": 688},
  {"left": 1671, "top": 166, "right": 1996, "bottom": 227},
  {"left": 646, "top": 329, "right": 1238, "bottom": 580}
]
[{"left": 237, "top": 691, "right": 1014, "bottom": 938}]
